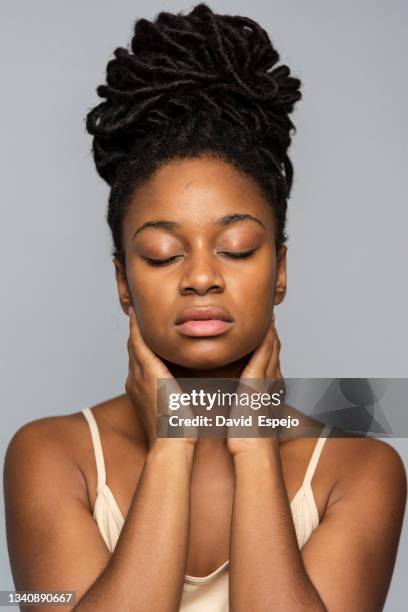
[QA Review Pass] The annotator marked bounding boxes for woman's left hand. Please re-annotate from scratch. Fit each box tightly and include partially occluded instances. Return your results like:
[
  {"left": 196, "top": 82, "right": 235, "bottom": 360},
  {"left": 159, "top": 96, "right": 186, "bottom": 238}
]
[{"left": 226, "top": 314, "right": 284, "bottom": 458}]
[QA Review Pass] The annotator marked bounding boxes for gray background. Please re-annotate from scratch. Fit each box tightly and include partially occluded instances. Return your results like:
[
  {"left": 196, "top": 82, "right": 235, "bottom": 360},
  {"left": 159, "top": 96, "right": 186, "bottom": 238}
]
[{"left": 0, "top": 1, "right": 406, "bottom": 609}]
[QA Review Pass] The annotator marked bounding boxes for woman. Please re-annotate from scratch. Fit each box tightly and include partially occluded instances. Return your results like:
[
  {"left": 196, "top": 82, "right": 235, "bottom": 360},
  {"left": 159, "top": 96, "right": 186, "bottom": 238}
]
[{"left": 4, "top": 3, "right": 406, "bottom": 611}]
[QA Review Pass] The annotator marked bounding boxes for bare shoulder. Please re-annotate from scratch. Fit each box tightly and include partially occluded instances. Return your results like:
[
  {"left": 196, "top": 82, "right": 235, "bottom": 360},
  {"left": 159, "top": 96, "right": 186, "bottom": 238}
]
[
  {"left": 5, "top": 393, "right": 143, "bottom": 460},
  {"left": 3, "top": 411, "right": 92, "bottom": 562},
  {"left": 326, "top": 431, "right": 407, "bottom": 511},
  {"left": 5, "top": 402, "right": 97, "bottom": 461},
  {"left": 4, "top": 394, "right": 146, "bottom": 508},
  {"left": 5, "top": 410, "right": 81, "bottom": 468},
  {"left": 4, "top": 408, "right": 91, "bottom": 506},
  {"left": 3, "top": 398, "right": 139, "bottom": 596}
]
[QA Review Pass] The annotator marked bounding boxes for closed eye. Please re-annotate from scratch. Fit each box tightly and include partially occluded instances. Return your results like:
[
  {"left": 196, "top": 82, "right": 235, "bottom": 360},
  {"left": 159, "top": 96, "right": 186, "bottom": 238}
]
[
  {"left": 219, "top": 249, "right": 258, "bottom": 259},
  {"left": 142, "top": 249, "right": 258, "bottom": 267},
  {"left": 141, "top": 255, "right": 182, "bottom": 266}
]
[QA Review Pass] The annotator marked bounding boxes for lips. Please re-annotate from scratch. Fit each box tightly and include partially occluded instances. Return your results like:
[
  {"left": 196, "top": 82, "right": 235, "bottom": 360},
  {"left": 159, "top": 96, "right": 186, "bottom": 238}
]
[
  {"left": 174, "top": 305, "right": 234, "bottom": 337},
  {"left": 175, "top": 305, "right": 233, "bottom": 325}
]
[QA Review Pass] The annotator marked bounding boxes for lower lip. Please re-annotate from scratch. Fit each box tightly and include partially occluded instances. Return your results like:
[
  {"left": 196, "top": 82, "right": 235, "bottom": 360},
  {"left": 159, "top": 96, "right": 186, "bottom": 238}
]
[{"left": 175, "top": 319, "right": 233, "bottom": 337}]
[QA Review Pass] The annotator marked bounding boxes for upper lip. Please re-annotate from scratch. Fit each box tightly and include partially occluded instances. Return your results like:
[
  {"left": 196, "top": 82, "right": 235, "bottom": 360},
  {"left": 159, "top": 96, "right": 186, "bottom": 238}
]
[{"left": 175, "top": 305, "right": 234, "bottom": 325}]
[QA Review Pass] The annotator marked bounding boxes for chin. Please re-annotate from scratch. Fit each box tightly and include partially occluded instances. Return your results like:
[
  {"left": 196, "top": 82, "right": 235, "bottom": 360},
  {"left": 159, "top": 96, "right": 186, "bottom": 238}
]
[
  {"left": 159, "top": 341, "right": 253, "bottom": 372},
  {"left": 167, "top": 352, "right": 232, "bottom": 371}
]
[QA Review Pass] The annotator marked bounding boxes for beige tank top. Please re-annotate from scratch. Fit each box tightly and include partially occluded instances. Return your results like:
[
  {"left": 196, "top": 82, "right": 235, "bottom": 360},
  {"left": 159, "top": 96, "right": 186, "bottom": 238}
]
[{"left": 81, "top": 407, "right": 332, "bottom": 612}]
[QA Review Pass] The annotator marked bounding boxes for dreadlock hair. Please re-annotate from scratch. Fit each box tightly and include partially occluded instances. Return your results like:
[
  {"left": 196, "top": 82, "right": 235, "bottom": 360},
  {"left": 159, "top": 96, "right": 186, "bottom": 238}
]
[{"left": 85, "top": 2, "right": 302, "bottom": 269}]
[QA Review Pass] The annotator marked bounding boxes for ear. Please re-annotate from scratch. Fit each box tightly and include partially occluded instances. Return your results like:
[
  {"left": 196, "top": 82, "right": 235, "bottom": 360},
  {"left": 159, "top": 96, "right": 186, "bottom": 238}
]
[
  {"left": 113, "top": 257, "right": 132, "bottom": 315},
  {"left": 274, "top": 245, "right": 287, "bottom": 306}
]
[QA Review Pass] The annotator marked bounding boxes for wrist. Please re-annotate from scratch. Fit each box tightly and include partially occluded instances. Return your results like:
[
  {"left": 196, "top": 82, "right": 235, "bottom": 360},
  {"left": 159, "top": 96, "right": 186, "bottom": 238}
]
[
  {"left": 231, "top": 438, "right": 280, "bottom": 463},
  {"left": 148, "top": 436, "right": 197, "bottom": 459}
]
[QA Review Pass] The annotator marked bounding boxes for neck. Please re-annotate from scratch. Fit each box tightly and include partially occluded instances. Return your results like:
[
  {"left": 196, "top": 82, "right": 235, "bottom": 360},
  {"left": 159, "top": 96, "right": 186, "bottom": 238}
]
[{"left": 160, "top": 353, "right": 256, "bottom": 458}]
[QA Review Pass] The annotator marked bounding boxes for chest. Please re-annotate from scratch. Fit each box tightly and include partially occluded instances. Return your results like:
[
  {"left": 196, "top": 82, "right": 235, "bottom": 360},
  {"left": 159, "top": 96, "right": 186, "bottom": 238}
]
[{"left": 185, "top": 467, "right": 235, "bottom": 577}]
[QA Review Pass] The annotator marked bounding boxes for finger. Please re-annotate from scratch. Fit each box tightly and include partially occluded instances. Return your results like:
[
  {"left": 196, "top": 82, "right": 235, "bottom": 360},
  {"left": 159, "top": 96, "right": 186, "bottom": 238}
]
[
  {"left": 128, "top": 306, "right": 152, "bottom": 361},
  {"left": 127, "top": 336, "right": 143, "bottom": 379},
  {"left": 127, "top": 313, "right": 145, "bottom": 378},
  {"left": 128, "top": 306, "right": 156, "bottom": 362},
  {"left": 271, "top": 313, "right": 283, "bottom": 378},
  {"left": 128, "top": 306, "right": 173, "bottom": 379},
  {"left": 241, "top": 319, "right": 276, "bottom": 379},
  {"left": 265, "top": 325, "right": 282, "bottom": 379}
]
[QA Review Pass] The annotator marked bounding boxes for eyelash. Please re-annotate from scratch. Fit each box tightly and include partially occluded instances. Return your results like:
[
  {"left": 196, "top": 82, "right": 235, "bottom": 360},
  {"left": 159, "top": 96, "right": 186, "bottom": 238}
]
[{"left": 142, "top": 249, "right": 258, "bottom": 267}]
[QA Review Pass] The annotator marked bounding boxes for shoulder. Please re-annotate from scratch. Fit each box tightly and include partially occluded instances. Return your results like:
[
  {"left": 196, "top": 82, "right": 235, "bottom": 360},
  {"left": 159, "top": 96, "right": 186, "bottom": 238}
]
[
  {"left": 5, "top": 394, "right": 140, "bottom": 456},
  {"left": 3, "top": 401, "right": 114, "bottom": 518},
  {"left": 5, "top": 412, "right": 78, "bottom": 461},
  {"left": 4, "top": 412, "right": 88, "bottom": 505},
  {"left": 4, "top": 404, "right": 96, "bottom": 459},
  {"left": 298, "top": 433, "right": 407, "bottom": 610},
  {"left": 330, "top": 434, "right": 406, "bottom": 483},
  {"left": 327, "top": 433, "right": 407, "bottom": 514},
  {"left": 4, "top": 395, "right": 145, "bottom": 494},
  {"left": 4, "top": 412, "right": 117, "bottom": 594}
]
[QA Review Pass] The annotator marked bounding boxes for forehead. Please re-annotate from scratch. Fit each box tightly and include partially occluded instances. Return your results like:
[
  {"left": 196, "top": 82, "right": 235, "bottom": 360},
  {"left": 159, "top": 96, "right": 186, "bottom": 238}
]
[{"left": 125, "top": 156, "right": 273, "bottom": 230}]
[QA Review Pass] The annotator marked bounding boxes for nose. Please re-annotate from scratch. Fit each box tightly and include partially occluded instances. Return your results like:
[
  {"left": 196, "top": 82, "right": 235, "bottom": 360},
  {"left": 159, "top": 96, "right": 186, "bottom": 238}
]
[{"left": 179, "top": 250, "right": 225, "bottom": 296}]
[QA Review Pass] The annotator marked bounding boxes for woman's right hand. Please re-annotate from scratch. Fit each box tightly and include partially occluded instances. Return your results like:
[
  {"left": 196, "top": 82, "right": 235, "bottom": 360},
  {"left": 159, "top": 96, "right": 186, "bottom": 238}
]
[{"left": 125, "top": 305, "right": 198, "bottom": 451}]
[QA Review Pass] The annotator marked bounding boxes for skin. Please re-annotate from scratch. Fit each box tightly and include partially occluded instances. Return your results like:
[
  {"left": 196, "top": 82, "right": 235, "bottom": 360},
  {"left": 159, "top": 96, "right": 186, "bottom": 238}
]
[
  {"left": 116, "top": 155, "right": 287, "bottom": 454},
  {"left": 115, "top": 155, "right": 286, "bottom": 374},
  {"left": 4, "top": 155, "right": 407, "bottom": 611}
]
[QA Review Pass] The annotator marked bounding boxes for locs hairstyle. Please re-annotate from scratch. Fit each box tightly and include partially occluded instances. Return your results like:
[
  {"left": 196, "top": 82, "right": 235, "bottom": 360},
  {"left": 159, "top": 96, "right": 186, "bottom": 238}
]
[{"left": 85, "top": 3, "right": 302, "bottom": 269}]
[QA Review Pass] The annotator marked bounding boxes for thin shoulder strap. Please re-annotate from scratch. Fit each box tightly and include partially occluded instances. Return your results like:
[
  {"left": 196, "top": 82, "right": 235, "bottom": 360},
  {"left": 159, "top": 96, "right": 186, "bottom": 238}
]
[
  {"left": 81, "top": 407, "right": 106, "bottom": 493},
  {"left": 303, "top": 424, "right": 332, "bottom": 486}
]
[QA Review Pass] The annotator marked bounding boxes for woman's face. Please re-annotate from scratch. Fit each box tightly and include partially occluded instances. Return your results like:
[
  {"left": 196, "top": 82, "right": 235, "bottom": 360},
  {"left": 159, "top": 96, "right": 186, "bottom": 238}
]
[{"left": 115, "top": 156, "right": 287, "bottom": 370}]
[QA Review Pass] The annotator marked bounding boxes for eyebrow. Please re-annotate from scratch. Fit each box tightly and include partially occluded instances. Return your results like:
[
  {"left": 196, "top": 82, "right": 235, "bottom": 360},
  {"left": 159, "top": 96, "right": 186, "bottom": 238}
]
[{"left": 132, "top": 213, "right": 265, "bottom": 240}]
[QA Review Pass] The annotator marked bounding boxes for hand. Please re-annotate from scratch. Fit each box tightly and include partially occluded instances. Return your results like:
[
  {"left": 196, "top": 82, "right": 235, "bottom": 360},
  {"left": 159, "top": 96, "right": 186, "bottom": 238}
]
[
  {"left": 126, "top": 306, "right": 198, "bottom": 451},
  {"left": 226, "top": 314, "right": 284, "bottom": 458}
]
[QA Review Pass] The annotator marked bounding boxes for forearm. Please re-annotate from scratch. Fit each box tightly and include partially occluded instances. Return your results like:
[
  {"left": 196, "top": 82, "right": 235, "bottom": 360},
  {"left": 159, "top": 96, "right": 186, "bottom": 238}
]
[
  {"left": 229, "top": 444, "right": 326, "bottom": 612},
  {"left": 74, "top": 440, "right": 195, "bottom": 612}
]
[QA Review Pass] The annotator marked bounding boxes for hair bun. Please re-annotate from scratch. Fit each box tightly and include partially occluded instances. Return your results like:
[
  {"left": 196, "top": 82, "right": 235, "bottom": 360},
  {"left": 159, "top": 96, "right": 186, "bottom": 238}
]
[{"left": 86, "top": 2, "right": 302, "bottom": 185}]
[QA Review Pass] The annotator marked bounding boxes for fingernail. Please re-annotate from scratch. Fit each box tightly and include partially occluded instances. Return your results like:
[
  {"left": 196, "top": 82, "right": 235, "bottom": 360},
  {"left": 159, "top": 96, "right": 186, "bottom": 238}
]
[
  {"left": 272, "top": 313, "right": 275, "bottom": 322},
  {"left": 128, "top": 305, "right": 133, "bottom": 316}
]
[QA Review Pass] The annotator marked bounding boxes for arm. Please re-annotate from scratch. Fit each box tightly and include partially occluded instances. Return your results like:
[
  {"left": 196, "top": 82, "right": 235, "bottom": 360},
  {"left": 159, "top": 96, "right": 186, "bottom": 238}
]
[
  {"left": 229, "top": 437, "right": 407, "bottom": 612},
  {"left": 5, "top": 299, "right": 199, "bottom": 612},
  {"left": 227, "top": 317, "right": 407, "bottom": 611},
  {"left": 4, "top": 419, "right": 196, "bottom": 612},
  {"left": 230, "top": 439, "right": 326, "bottom": 612}
]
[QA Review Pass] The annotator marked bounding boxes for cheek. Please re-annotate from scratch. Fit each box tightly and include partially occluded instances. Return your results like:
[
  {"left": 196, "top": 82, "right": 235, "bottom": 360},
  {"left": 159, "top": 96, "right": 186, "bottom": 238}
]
[
  {"left": 229, "top": 266, "right": 275, "bottom": 344},
  {"left": 231, "top": 264, "right": 275, "bottom": 317},
  {"left": 125, "top": 259, "right": 276, "bottom": 365},
  {"left": 127, "top": 275, "right": 172, "bottom": 338},
  {"left": 129, "top": 270, "right": 172, "bottom": 311}
]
